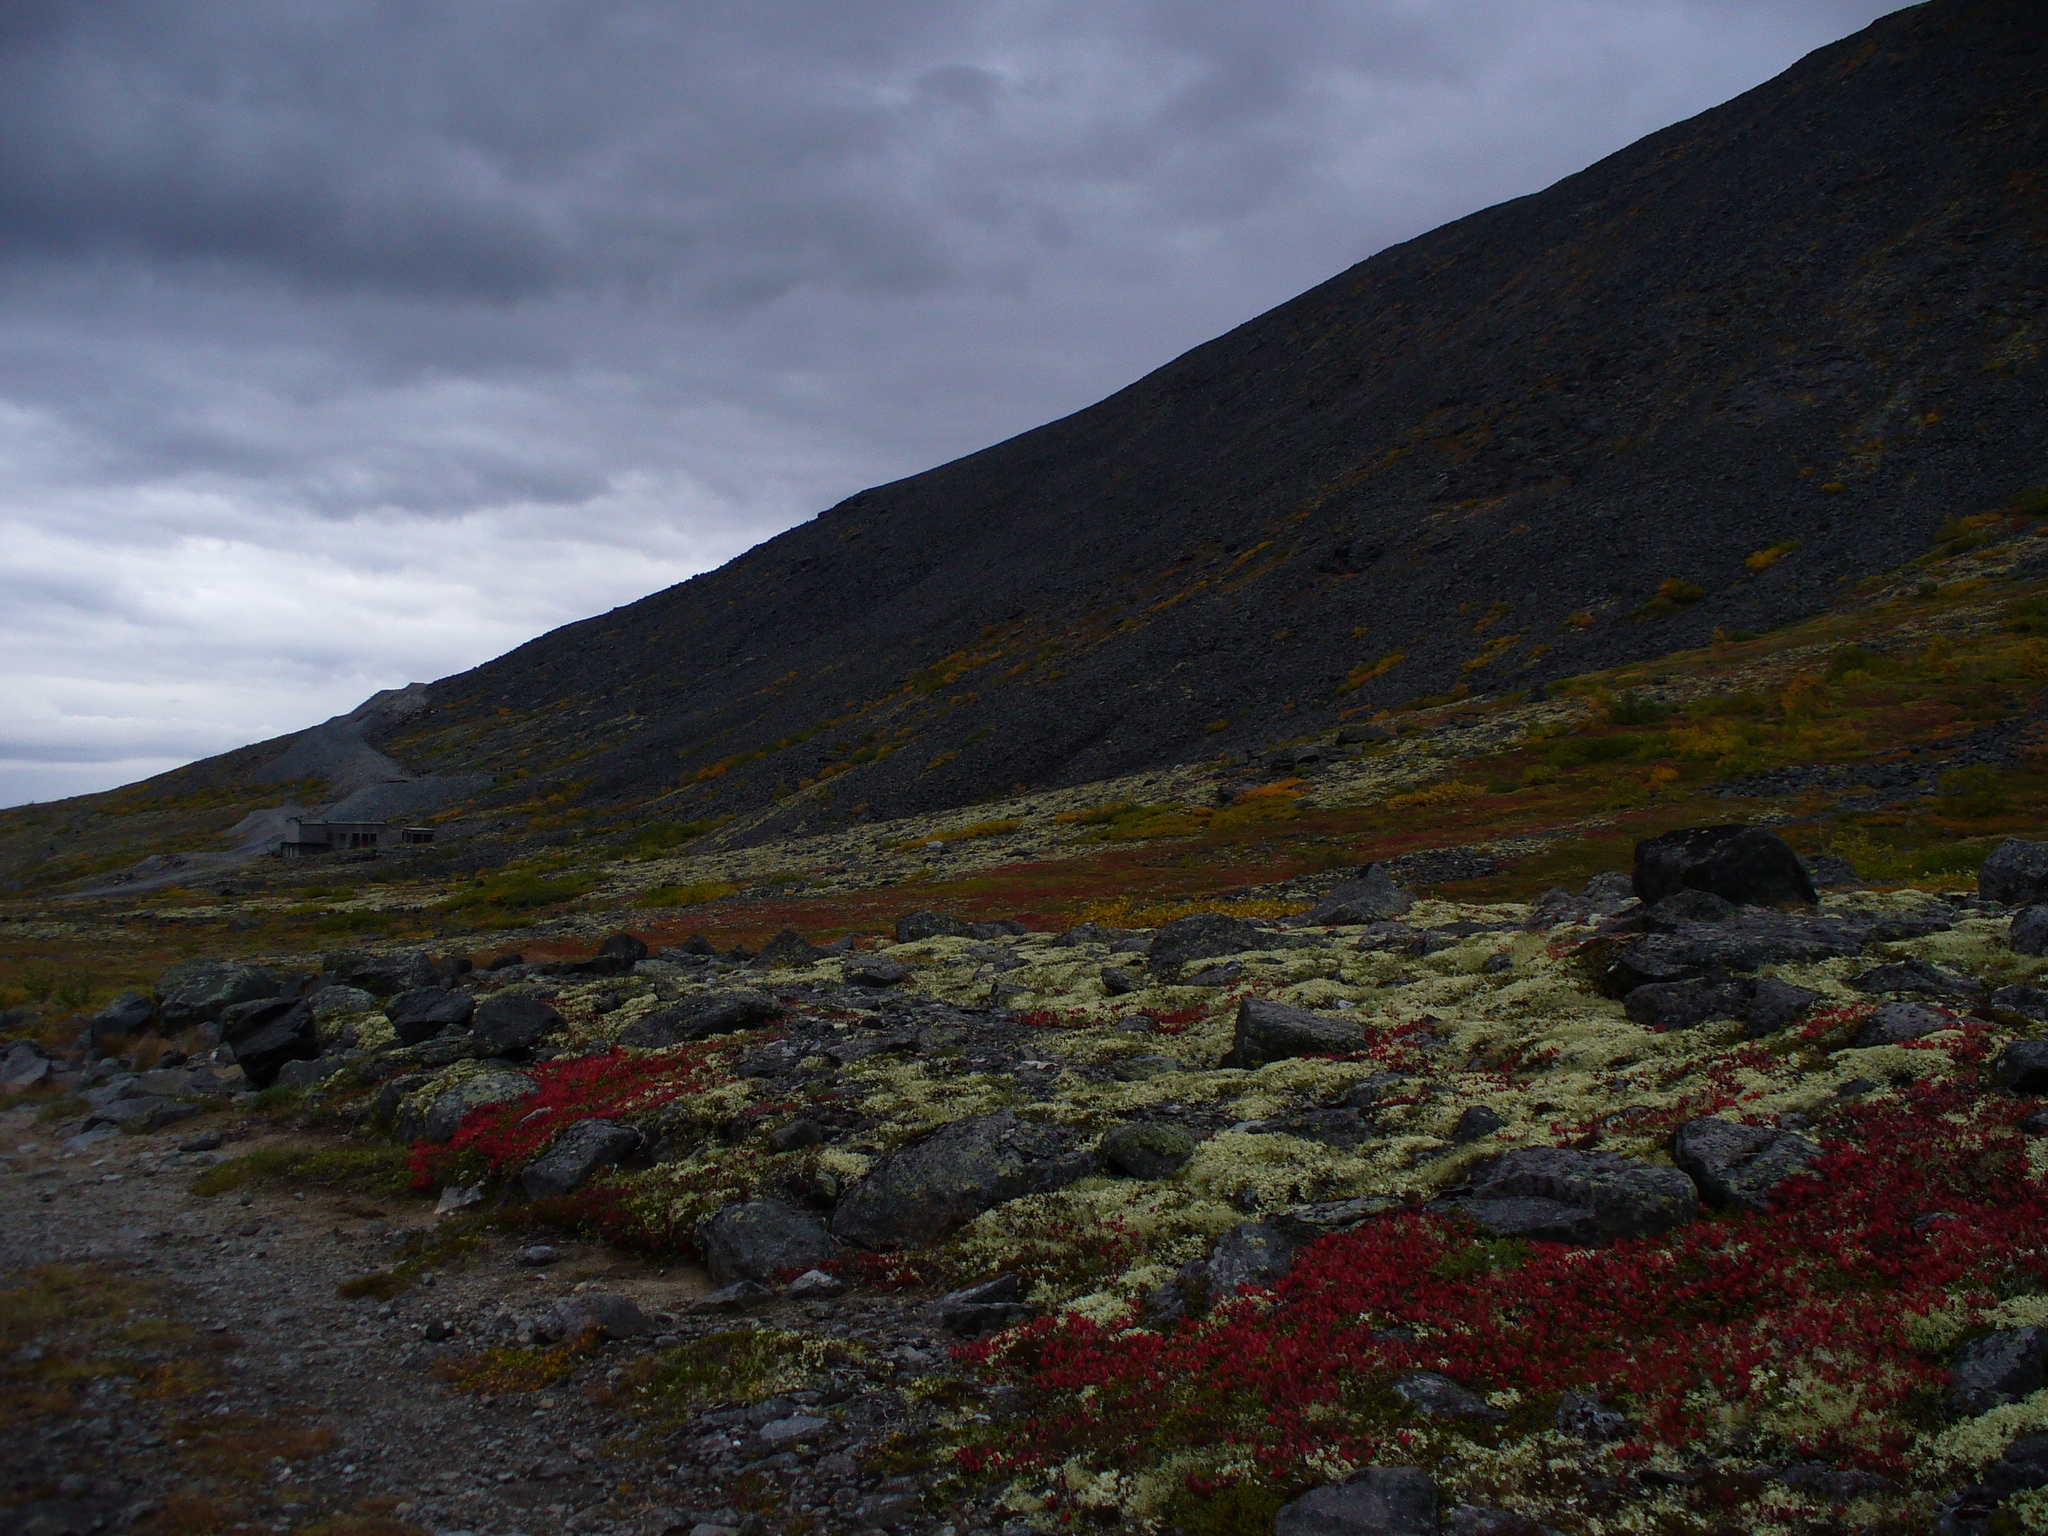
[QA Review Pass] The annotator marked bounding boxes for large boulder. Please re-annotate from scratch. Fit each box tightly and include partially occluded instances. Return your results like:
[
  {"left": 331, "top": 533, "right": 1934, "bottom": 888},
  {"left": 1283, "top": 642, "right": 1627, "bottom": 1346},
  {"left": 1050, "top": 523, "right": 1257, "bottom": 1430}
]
[
  {"left": 1854, "top": 1001, "right": 1958, "bottom": 1047},
  {"left": 1995, "top": 1041, "right": 2048, "bottom": 1093},
  {"left": 536, "top": 1292, "right": 657, "bottom": 1343},
  {"left": 472, "top": 994, "right": 564, "bottom": 1053},
  {"left": 1633, "top": 825, "right": 1818, "bottom": 908},
  {"left": 385, "top": 987, "right": 476, "bottom": 1046},
  {"left": 222, "top": 998, "right": 319, "bottom": 1088},
  {"left": 1274, "top": 1468, "right": 1438, "bottom": 1536},
  {"left": 1306, "top": 865, "right": 1415, "bottom": 925},
  {"left": 755, "top": 930, "right": 829, "bottom": 968},
  {"left": 1671, "top": 1117, "right": 1820, "bottom": 1211},
  {"left": 400, "top": 1070, "right": 536, "bottom": 1143},
  {"left": 1097, "top": 1122, "right": 1197, "bottom": 1179},
  {"left": 1603, "top": 911, "right": 1870, "bottom": 994},
  {"left": 699, "top": 1199, "right": 844, "bottom": 1284},
  {"left": 1950, "top": 1327, "right": 2048, "bottom": 1416},
  {"left": 309, "top": 985, "right": 378, "bottom": 1021},
  {"left": 1850, "top": 957, "right": 1983, "bottom": 1000},
  {"left": 520, "top": 1119, "right": 641, "bottom": 1199},
  {"left": 1444, "top": 1148, "right": 1698, "bottom": 1245},
  {"left": 597, "top": 932, "right": 649, "bottom": 963},
  {"left": 1221, "top": 997, "right": 1368, "bottom": 1068},
  {"left": 2011, "top": 906, "right": 2048, "bottom": 957},
  {"left": 89, "top": 992, "right": 158, "bottom": 1047},
  {"left": 1204, "top": 1221, "right": 1302, "bottom": 1297},
  {"left": 1148, "top": 913, "right": 1300, "bottom": 978},
  {"left": 617, "top": 990, "right": 779, "bottom": 1047},
  {"left": 159, "top": 961, "right": 283, "bottom": 1032},
  {"left": 830, "top": 1111, "right": 1090, "bottom": 1249},
  {"left": 1982, "top": 840, "right": 2048, "bottom": 906},
  {"left": 323, "top": 950, "right": 439, "bottom": 999},
  {"left": 895, "top": 910, "right": 972, "bottom": 942}
]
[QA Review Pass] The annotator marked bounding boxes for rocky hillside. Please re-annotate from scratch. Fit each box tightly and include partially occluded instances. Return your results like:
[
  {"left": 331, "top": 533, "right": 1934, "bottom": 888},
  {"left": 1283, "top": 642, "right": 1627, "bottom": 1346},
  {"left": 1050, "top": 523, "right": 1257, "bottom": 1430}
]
[
  {"left": 11, "top": 826, "right": 2048, "bottom": 1536},
  {"left": 3, "top": 0, "right": 2043, "bottom": 896}
]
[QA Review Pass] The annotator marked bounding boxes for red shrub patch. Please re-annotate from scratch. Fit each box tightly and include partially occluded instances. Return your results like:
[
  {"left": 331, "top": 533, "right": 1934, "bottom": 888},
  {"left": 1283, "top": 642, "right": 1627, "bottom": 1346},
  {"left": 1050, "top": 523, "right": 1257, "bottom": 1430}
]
[
  {"left": 408, "top": 1043, "right": 734, "bottom": 1190},
  {"left": 959, "top": 1080, "right": 2048, "bottom": 1494}
]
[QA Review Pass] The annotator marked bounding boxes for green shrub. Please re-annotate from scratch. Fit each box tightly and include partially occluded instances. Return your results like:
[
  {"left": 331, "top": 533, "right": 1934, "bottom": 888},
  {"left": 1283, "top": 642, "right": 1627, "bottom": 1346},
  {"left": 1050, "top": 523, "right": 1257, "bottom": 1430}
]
[
  {"left": 641, "top": 879, "right": 740, "bottom": 908},
  {"left": 1607, "top": 692, "right": 1671, "bottom": 727},
  {"left": 630, "top": 819, "right": 723, "bottom": 854},
  {"left": 2006, "top": 486, "right": 2048, "bottom": 518},
  {"left": 1826, "top": 645, "right": 1902, "bottom": 681},
  {"left": 435, "top": 871, "right": 593, "bottom": 913},
  {"left": 2003, "top": 596, "right": 2048, "bottom": 635},
  {"left": 1939, "top": 765, "right": 2011, "bottom": 819},
  {"left": 1542, "top": 736, "right": 1639, "bottom": 769}
]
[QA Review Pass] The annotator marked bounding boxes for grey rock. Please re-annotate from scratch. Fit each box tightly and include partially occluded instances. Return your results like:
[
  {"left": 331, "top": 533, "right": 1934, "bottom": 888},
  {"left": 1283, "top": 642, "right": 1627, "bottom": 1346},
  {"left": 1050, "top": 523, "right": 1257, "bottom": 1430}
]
[
  {"left": 89, "top": 991, "right": 158, "bottom": 1045},
  {"left": 1997, "top": 1041, "right": 2048, "bottom": 1094},
  {"left": 1451, "top": 1106, "right": 1503, "bottom": 1143},
  {"left": 1986, "top": 1433, "right": 2048, "bottom": 1499},
  {"left": 1392, "top": 1371, "right": 1505, "bottom": 1423},
  {"left": 385, "top": 987, "right": 476, "bottom": 1045},
  {"left": 472, "top": 993, "right": 564, "bottom": 1052},
  {"left": 766, "top": 1117, "right": 825, "bottom": 1152},
  {"left": 159, "top": 961, "right": 282, "bottom": 1031},
  {"left": 1745, "top": 978, "right": 1821, "bottom": 1036},
  {"left": 1803, "top": 853, "right": 1863, "bottom": 890},
  {"left": 272, "top": 1056, "right": 345, "bottom": 1091},
  {"left": 618, "top": 990, "right": 778, "bottom": 1047},
  {"left": 309, "top": 985, "right": 378, "bottom": 1021},
  {"left": 1990, "top": 984, "right": 2048, "bottom": 1021},
  {"left": 830, "top": 1110, "right": 1088, "bottom": 1249},
  {"left": 690, "top": 1280, "right": 771, "bottom": 1312},
  {"left": 755, "top": 1414, "right": 829, "bottom": 1449},
  {"left": 1950, "top": 1327, "right": 2048, "bottom": 1415},
  {"left": 1447, "top": 1148, "right": 1698, "bottom": 1245},
  {"left": 1982, "top": 839, "right": 2048, "bottom": 906},
  {"left": 1850, "top": 957, "right": 1983, "bottom": 999},
  {"left": 786, "top": 1268, "right": 844, "bottom": 1297},
  {"left": 1642, "top": 888, "right": 1739, "bottom": 928},
  {"left": 1098, "top": 1122, "right": 1197, "bottom": 1179},
  {"left": 755, "top": 929, "right": 829, "bottom": 968},
  {"left": 400, "top": 1071, "right": 537, "bottom": 1143},
  {"left": 1100, "top": 966, "right": 1141, "bottom": 996},
  {"left": 1446, "top": 1505, "right": 1565, "bottom": 1536},
  {"left": 1633, "top": 824, "right": 1817, "bottom": 907},
  {"left": 1205, "top": 1220, "right": 1300, "bottom": 1296},
  {"left": 1671, "top": 1116, "right": 1820, "bottom": 1211},
  {"left": 937, "top": 1275, "right": 1036, "bottom": 1336},
  {"left": 847, "top": 959, "right": 912, "bottom": 987},
  {"left": 1, "top": 1042, "right": 52, "bottom": 1089},
  {"left": 700, "top": 1199, "right": 843, "bottom": 1283},
  {"left": 222, "top": 998, "right": 319, "bottom": 1089},
  {"left": 1778, "top": 1463, "right": 1897, "bottom": 1502},
  {"left": 1148, "top": 912, "right": 1301, "bottom": 978},
  {"left": 1221, "top": 996, "right": 1367, "bottom": 1069},
  {"left": 1274, "top": 1467, "right": 1438, "bottom": 1536},
  {"left": 855, "top": 1491, "right": 921, "bottom": 1528},
  {"left": 1555, "top": 1391, "right": 1630, "bottom": 1441},
  {"left": 1307, "top": 865, "right": 1416, "bottom": 925},
  {"left": 2012, "top": 906, "right": 2048, "bottom": 957},
  {"left": 1268, "top": 1196, "right": 1402, "bottom": 1241},
  {"left": 1855, "top": 1001, "right": 1958, "bottom": 1047},
  {"left": 539, "top": 1292, "right": 656, "bottom": 1342},
  {"left": 178, "top": 1129, "right": 225, "bottom": 1152},
  {"left": 895, "top": 910, "right": 971, "bottom": 942},
  {"left": 515, "top": 1243, "right": 561, "bottom": 1266},
  {"left": 1623, "top": 978, "right": 1752, "bottom": 1031},
  {"left": 598, "top": 931, "right": 650, "bottom": 963},
  {"left": 1605, "top": 912, "right": 1868, "bottom": 992},
  {"left": 521, "top": 1119, "right": 641, "bottom": 1199}
]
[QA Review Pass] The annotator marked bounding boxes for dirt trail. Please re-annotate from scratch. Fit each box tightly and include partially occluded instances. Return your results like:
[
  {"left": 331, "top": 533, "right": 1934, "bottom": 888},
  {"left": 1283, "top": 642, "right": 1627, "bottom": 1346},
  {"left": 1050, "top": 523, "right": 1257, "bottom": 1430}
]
[{"left": 0, "top": 1107, "right": 975, "bottom": 1536}]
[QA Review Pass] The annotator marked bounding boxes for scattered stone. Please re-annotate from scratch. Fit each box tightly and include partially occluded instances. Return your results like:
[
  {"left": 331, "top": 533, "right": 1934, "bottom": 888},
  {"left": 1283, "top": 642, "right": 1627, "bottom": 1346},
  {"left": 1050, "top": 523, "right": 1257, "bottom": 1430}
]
[
  {"left": 1306, "top": 865, "right": 1416, "bottom": 925},
  {"left": 690, "top": 1280, "right": 770, "bottom": 1312},
  {"left": 222, "top": 998, "right": 319, "bottom": 1089},
  {"left": 384, "top": 987, "right": 476, "bottom": 1045},
  {"left": 1642, "top": 889, "right": 1739, "bottom": 928},
  {"left": 786, "top": 1268, "right": 844, "bottom": 1298},
  {"left": 1671, "top": 1117, "right": 1820, "bottom": 1211},
  {"left": 1393, "top": 1372, "right": 1506, "bottom": 1423},
  {"left": 1990, "top": 984, "right": 2048, "bottom": 1022},
  {"left": 618, "top": 990, "right": 780, "bottom": 1047},
  {"left": 1205, "top": 1220, "right": 1301, "bottom": 1296},
  {"left": 2011, "top": 906, "right": 2048, "bottom": 957},
  {"left": 1555, "top": 1391, "right": 1630, "bottom": 1441},
  {"left": 88, "top": 992, "right": 157, "bottom": 1045},
  {"left": 936, "top": 1275, "right": 1036, "bottom": 1336},
  {"left": 159, "top": 961, "right": 283, "bottom": 1032},
  {"left": 847, "top": 959, "right": 912, "bottom": 987},
  {"left": 766, "top": 1118, "right": 825, "bottom": 1153},
  {"left": 1444, "top": 1148, "right": 1698, "bottom": 1245},
  {"left": 1950, "top": 1327, "right": 2048, "bottom": 1415},
  {"left": 895, "top": 910, "right": 971, "bottom": 942},
  {"left": 1622, "top": 978, "right": 1752, "bottom": 1031},
  {"left": 1854, "top": 1001, "right": 1958, "bottom": 1047},
  {"left": 1148, "top": 912, "right": 1302, "bottom": 979},
  {"left": 700, "top": 1199, "right": 843, "bottom": 1284},
  {"left": 1451, "top": 1106, "right": 1503, "bottom": 1143},
  {"left": 308, "top": 985, "right": 377, "bottom": 1022},
  {"left": 1633, "top": 825, "right": 1818, "bottom": 907},
  {"left": 1604, "top": 912, "right": 1868, "bottom": 993},
  {"left": 1098, "top": 1122, "right": 1197, "bottom": 1179},
  {"left": 515, "top": 1244, "right": 561, "bottom": 1266},
  {"left": 471, "top": 994, "right": 565, "bottom": 1053},
  {"left": 401, "top": 1071, "right": 537, "bottom": 1144},
  {"left": 1100, "top": 966, "right": 1140, "bottom": 996},
  {"left": 830, "top": 1110, "right": 1090, "bottom": 1249},
  {"left": 521, "top": 1119, "right": 642, "bottom": 1199},
  {"left": 1274, "top": 1466, "right": 1439, "bottom": 1536},
  {"left": 599, "top": 932, "right": 650, "bottom": 963},
  {"left": 273, "top": 1057, "right": 344, "bottom": 1091},
  {"left": 1745, "top": 978, "right": 1821, "bottom": 1036},
  {"left": 756, "top": 930, "right": 829, "bottom": 968},
  {"left": 539, "top": 1292, "right": 656, "bottom": 1342},
  {"left": 1996, "top": 1041, "right": 2048, "bottom": 1094},
  {"left": 1986, "top": 1433, "right": 2048, "bottom": 1499},
  {"left": 1850, "top": 957, "right": 1983, "bottom": 999},
  {"left": 1981, "top": 839, "right": 2048, "bottom": 906},
  {"left": 1220, "top": 997, "right": 1367, "bottom": 1069},
  {"left": 177, "top": 1130, "right": 225, "bottom": 1153},
  {"left": 1778, "top": 1464, "right": 1897, "bottom": 1502},
  {"left": 434, "top": 1184, "right": 483, "bottom": 1215}
]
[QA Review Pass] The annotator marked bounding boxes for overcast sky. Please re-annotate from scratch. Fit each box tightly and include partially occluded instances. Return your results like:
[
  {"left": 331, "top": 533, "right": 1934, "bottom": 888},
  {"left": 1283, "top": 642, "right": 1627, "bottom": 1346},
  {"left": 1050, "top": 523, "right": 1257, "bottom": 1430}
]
[{"left": 0, "top": 0, "right": 1901, "bottom": 808}]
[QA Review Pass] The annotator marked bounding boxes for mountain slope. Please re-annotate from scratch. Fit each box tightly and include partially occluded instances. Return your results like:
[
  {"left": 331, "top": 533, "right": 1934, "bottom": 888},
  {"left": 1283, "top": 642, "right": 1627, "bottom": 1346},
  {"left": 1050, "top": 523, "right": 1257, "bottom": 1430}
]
[{"left": 4, "top": 0, "right": 2044, "bottom": 887}]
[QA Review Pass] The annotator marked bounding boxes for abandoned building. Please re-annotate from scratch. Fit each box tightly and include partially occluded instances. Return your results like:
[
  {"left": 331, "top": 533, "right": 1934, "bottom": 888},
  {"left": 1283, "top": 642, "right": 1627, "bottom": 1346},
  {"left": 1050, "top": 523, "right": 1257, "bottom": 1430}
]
[{"left": 279, "top": 819, "right": 435, "bottom": 858}]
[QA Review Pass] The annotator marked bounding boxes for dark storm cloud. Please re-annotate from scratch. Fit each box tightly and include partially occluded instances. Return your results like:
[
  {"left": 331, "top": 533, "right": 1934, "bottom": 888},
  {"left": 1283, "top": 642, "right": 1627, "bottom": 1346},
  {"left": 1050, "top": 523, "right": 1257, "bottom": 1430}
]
[{"left": 0, "top": 0, "right": 1903, "bottom": 806}]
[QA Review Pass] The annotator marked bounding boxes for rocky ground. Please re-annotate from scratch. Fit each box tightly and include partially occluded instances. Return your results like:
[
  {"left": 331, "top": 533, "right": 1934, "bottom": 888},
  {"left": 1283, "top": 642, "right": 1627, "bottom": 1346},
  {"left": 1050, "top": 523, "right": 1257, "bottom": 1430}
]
[{"left": 11, "top": 828, "right": 2048, "bottom": 1536}]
